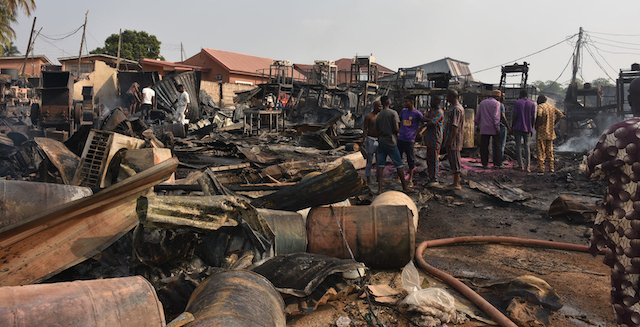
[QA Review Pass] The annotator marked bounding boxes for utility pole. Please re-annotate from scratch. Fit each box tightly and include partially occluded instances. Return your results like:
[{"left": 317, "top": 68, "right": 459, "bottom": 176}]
[
  {"left": 77, "top": 11, "right": 88, "bottom": 78},
  {"left": 180, "top": 42, "right": 183, "bottom": 62},
  {"left": 28, "top": 28, "right": 42, "bottom": 76},
  {"left": 570, "top": 27, "right": 583, "bottom": 86},
  {"left": 116, "top": 29, "right": 122, "bottom": 71},
  {"left": 21, "top": 17, "right": 36, "bottom": 77}
]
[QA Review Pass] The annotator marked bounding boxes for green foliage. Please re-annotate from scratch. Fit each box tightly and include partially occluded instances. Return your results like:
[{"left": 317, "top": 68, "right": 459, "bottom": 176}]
[
  {"left": 590, "top": 77, "right": 614, "bottom": 88},
  {"left": 532, "top": 80, "right": 565, "bottom": 94},
  {"left": 1, "top": 40, "right": 19, "bottom": 56},
  {"left": 0, "top": 0, "right": 36, "bottom": 46},
  {"left": 90, "top": 30, "right": 163, "bottom": 61}
]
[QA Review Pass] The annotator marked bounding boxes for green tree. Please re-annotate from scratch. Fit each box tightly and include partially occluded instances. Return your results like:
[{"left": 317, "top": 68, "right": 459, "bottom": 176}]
[
  {"left": 0, "top": 0, "right": 36, "bottom": 46},
  {"left": 90, "top": 30, "right": 163, "bottom": 61},
  {"left": 590, "top": 77, "right": 614, "bottom": 88},
  {"left": 1, "top": 40, "right": 19, "bottom": 56},
  {"left": 533, "top": 80, "right": 565, "bottom": 94}
]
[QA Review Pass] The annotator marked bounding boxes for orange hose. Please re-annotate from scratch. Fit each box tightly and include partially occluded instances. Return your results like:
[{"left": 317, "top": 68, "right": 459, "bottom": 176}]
[{"left": 414, "top": 236, "right": 603, "bottom": 327}]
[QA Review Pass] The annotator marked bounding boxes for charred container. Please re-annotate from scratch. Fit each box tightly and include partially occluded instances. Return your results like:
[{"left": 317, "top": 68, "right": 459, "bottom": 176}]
[
  {"left": 306, "top": 205, "right": 415, "bottom": 269},
  {"left": 183, "top": 269, "right": 286, "bottom": 327},
  {"left": 0, "top": 276, "right": 166, "bottom": 327}
]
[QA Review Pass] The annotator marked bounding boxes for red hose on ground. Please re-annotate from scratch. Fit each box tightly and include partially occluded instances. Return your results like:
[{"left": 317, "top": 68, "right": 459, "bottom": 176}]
[{"left": 414, "top": 236, "right": 603, "bottom": 327}]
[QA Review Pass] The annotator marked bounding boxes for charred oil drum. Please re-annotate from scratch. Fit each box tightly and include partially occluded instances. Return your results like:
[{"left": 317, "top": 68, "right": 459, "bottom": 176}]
[
  {"left": 306, "top": 205, "right": 415, "bottom": 269},
  {"left": 0, "top": 180, "right": 92, "bottom": 230},
  {"left": 184, "top": 270, "right": 286, "bottom": 327},
  {"left": 0, "top": 276, "right": 166, "bottom": 327},
  {"left": 257, "top": 208, "right": 307, "bottom": 255},
  {"left": 371, "top": 190, "right": 418, "bottom": 231},
  {"left": 464, "top": 108, "right": 475, "bottom": 148}
]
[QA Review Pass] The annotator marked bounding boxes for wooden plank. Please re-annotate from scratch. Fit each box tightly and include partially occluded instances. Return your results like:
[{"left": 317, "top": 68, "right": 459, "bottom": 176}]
[
  {"left": 208, "top": 163, "right": 251, "bottom": 172},
  {"left": 0, "top": 157, "right": 178, "bottom": 286}
]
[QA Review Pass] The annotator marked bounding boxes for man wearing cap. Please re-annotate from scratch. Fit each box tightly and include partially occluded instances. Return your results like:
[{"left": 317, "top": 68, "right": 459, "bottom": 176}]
[{"left": 475, "top": 90, "right": 503, "bottom": 168}]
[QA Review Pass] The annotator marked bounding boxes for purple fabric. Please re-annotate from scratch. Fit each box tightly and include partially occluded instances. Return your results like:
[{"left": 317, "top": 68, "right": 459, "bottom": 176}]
[
  {"left": 475, "top": 98, "right": 501, "bottom": 135},
  {"left": 512, "top": 98, "right": 536, "bottom": 133},
  {"left": 398, "top": 108, "right": 423, "bottom": 142}
]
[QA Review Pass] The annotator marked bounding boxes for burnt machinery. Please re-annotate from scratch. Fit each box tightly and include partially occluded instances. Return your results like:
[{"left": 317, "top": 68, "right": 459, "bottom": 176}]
[
  {"left": 616, "top": 63, "right": 640, "bottom": 117},
  {"left": 31, "top": 72, "right": 77, "bottom": 138},
  {"left": 349, "top": 55, "right": 379, "bottom": 115}
]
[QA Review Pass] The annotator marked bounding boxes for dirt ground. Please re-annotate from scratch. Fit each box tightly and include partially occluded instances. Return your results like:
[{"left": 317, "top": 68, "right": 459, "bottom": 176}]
[{"left": 289, "top": 150, "right": 615, "bottom": 327}]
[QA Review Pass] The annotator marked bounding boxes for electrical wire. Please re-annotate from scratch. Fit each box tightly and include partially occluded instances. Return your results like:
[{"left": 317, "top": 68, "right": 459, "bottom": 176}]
[
  {"left": 468, "top": 34, "right": 577, "bottom": 76},
  {"left": 586, "top": 30, "right": 640, "bottom": 37},
  {"left": 40, "top": 25, "right": 84, "bottom": 41},
  {"left": 590, "top": 39, "right": 640, "bottom": 51},
  {"left": 552, "top": 52, "right": 574, "bottom": 84},
  {"left": 583, "top": 43, "right": 616, "bottom": 82},
  {"left": 586, "top": 37, "right": 619, "bottom": 75},
  {"left": 588, "top": 34, "right": 640, "bottom": 46}
]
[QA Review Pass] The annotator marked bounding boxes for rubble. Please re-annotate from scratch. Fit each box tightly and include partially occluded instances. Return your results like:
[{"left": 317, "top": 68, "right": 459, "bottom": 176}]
[{"left": 0, "top": 52, "right": 623, "bottom": 326}]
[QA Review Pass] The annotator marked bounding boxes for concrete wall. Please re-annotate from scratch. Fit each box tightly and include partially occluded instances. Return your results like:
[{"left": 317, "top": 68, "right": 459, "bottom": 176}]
[
  {"left": 201, "top": 80, "right": 256, "bottom": 107},
  {"left": 0, "top": 58, "right": 47, "bottom": 77},
  {"left": 72, "top": 60, "right": 119, "bottom": 109}
]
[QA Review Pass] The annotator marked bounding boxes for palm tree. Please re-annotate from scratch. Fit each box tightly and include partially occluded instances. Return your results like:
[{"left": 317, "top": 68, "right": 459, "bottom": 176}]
[
  {"left": 1, "top": 40, "right": 18, "bottom": 56},
  {"left": 0, "top": 0, "right": 36, "bottom": 46}
]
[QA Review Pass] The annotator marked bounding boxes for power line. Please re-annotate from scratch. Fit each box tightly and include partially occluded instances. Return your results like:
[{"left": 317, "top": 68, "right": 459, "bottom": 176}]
[
  {"left": 469, "top": 33, "right": 578, "bottom": 75},
  {"left": 588, "top": 34, "right": 640, "bottom": 46},
  {"left": 586, "top": 37, "right": 619, "bottom": 74},
  {"left": 590, "top": 39, "right": 640, "bottom": 51},
  {"left": 553, "top": 52, "right": 574, "bottom": 84},
  {"left": 583, "top": 43, "right": 616, "bottom": 82},
  {"left": 586, "top": 30, "right": 640, "bottom": 37},
  {"left": 40, "top": 25, "right": 84, "bottom": 41}
]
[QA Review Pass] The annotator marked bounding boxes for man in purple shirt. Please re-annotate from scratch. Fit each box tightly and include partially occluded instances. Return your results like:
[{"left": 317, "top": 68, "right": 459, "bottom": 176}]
[
  {"left": 511, "top": 90, "right": 536, "bottom": 172},
  {"left": 398, "top": 96, "right": 424, "bottom": 187},
  {"left": 475, "top": 90, "right": 502, "bottom": 168}
]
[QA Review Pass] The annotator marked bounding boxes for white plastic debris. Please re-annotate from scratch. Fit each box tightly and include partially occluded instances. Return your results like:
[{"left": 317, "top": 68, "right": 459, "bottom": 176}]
[
  {"left": 336, "top": 316, "right": 351, "bottom": 327},
  {"left": 400, "top": 261, "right": 468, "bottom": 327}
]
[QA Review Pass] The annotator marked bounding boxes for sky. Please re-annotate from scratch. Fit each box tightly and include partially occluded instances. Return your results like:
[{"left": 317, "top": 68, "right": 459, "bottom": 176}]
[{"left": 11, "top": 0, "right": 640, "bottom": 85}]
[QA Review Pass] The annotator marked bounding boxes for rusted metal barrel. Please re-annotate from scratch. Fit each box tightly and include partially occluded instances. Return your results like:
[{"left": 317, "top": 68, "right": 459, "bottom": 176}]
[
  {"left": 184, "top": 270, "right": 286, "bottom": 327},
  {"left": 371, "top": 190, "right": 418, "bottom": 231},
  {"left": 464, "top": 108, "right": 475, "bottom": 148},
  {"left": 306, "top": 205, "right": 415, "bottom": 269},
  {"left": 0, "top": 180, "right": 92, "bottom": 230},
  {"left": 0, "top": 276, "right": 166, "bottom": 327},
  {"left": 257, "top": 208, "right": 307, "bottom": 255}
]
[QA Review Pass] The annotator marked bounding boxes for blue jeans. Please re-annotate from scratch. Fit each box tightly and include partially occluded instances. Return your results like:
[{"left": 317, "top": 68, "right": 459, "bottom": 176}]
[
  {"left": 377, "top": 142, "right": 404, "bottom": 168},
  {"left": 364, "top": 136, "right": 378, "bottom": 177}
]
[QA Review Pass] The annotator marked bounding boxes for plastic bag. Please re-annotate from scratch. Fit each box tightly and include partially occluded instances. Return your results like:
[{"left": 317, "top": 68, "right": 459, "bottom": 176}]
[
  {"left": 401, "top": 261, "right": 422, "bottom": 294},
  {"left": 400, "top": 262, "right": 467, "bottom": 326}
]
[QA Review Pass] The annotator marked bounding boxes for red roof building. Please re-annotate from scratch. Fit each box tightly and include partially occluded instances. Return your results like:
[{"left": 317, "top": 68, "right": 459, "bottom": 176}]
[{"left": 182, "top": 48, "right": 304, "bottom": 85}]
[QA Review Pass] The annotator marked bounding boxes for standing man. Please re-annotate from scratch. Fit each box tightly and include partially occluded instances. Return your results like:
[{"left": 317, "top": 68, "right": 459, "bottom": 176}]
[
  {"left": 397, "top": 96, "right": 423, "bottom": 187},
  {"left": 172, "top": 84, "right": 190, "bottom": 125},
  {"left": 140, "top": 83, "right": 156, "bottom": 121},
  {"left": 511, "top": 90, "right": 536, "bottom": 172},
  {"left": 421, "top": 96, "right": 444, "bottom": 186},
  {"left": 375, "top": 95, "right": 411, "bottom": 194},
  {"left": 535, "top": 95, "right": 563, "bottom": 173},
  {"left": 443, "top": 90, "right": 465, "bottom": 190},
  {"left": 475, "top": 90, "right": 502, "bottom": 169},
  {"left": 363, "top": 100, "right": 381, "bottom": 184},
  {"left": 126, "top": 82, "right": 141, "bottom": 115},
  {"left": 587, "top": 77, "right": 640, "bottom": 326}
]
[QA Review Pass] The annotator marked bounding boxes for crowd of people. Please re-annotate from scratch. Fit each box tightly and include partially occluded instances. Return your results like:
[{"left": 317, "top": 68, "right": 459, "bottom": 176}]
[{"left": 363, "top": 89, "right": 564, "bottom": 194}]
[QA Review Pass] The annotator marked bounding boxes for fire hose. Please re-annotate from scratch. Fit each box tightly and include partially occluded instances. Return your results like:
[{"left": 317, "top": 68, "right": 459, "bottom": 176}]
[{"left": 414, "top": 236, "right": 604, "bottom": 327}]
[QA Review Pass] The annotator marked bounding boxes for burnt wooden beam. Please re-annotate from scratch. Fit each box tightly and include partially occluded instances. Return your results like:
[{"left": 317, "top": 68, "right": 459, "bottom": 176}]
[{"left": 251, "top": 160, "right": 365, "bottom": 211}]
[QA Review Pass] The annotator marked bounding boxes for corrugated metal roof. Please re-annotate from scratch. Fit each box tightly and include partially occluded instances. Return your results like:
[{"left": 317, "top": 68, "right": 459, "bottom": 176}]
[{"left": 154, "top": 71, "right": 201, "bottom": 120}]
